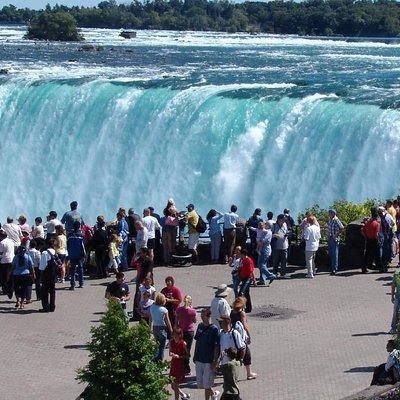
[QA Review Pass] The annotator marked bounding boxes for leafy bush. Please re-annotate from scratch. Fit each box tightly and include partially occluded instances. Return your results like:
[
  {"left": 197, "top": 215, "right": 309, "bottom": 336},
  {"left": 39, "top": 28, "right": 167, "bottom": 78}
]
[
  {"left": 77, "top": 300, "right": 170, "bottom": 400},
  {"left": 25, "top": 12, "right": 83, "bottom": 41}
]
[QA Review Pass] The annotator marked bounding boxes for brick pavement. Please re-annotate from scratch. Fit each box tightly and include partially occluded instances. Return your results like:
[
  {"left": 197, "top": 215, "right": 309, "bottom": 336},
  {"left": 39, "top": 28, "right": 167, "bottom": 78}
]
[{"left": 0, "top": 263, "right": 395, "bottom": 400}]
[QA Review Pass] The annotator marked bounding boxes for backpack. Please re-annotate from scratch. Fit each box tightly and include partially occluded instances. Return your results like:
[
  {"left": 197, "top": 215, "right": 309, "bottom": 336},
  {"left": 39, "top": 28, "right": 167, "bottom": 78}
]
[
  {"left": 196, "top": 215, "right": 207, "bottom": 233},
  {"left": 42, "top": 250, "right": 62, "bottom": 284}
]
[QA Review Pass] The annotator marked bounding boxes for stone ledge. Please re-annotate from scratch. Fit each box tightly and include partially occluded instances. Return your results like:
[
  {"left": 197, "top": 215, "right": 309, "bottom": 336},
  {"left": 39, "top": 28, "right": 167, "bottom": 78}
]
[{"left": 341, "top": 383, "right": 400, "bottom": 400}]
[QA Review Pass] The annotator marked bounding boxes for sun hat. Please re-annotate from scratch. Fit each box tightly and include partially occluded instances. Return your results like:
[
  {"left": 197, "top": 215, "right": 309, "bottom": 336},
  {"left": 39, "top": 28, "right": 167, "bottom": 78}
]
[{"left": 215, "top": 284, "right": 230, "bottom": 297}]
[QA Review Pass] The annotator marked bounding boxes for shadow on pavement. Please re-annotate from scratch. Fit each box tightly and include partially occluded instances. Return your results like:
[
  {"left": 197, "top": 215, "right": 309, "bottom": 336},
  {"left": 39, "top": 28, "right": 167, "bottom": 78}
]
[
  {"left": 352, "top": 331, "right": 388, "bottom": 337},
  {"left": 64, "top": 344, "right": 88, "bottom": 350},
  {"left": 345, "top": 366, "right": 375, "bottom": 373}
]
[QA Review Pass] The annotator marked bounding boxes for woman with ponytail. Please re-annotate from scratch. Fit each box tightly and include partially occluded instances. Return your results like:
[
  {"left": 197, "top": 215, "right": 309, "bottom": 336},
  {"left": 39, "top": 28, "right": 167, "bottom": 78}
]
[{"left": 175, "top": 294, "right": 197, "bottom": 375}]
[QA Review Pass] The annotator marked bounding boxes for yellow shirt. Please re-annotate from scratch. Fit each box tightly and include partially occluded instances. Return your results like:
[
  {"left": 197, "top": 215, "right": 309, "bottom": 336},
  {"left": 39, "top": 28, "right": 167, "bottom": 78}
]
[
  {"left": 187, "top": 210, "right": 199, "bottom": 234},
  {"left": 388, "top": 206, "right": 397, "bottom": 232},
  {"left": 56, "top": 234, "right": 67, "bottom": 255},
  {"left": 109, "top": 242, "right": 119, "bottom": 259}
]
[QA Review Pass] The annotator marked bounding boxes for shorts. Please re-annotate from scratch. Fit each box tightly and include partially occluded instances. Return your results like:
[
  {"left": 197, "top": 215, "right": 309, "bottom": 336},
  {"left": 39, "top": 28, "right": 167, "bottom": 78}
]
[
  {"left": 147, "top": 238, "right": 155, "bottom": 249},
  {"left": 195, "top": 362, "right": 215, "bottom": 389},
  {"left": 188, "top": 233, "right": 200, "bottom": 250}
]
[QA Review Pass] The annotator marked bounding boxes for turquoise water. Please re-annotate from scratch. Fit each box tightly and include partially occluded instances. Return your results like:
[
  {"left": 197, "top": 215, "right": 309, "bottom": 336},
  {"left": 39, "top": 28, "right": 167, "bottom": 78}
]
[{"left": 1, "top": 26, "right": 400, "bottom": 221}]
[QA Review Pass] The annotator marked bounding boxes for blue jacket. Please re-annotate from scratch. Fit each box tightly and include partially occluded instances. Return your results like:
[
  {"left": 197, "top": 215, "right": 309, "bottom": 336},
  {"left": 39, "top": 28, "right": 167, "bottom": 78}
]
[{"left": 67, "top": 232, "right": 86, "bottom": 260}]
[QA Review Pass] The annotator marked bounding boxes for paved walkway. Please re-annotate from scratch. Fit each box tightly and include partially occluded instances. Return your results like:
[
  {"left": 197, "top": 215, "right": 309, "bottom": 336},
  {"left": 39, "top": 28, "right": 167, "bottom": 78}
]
[{"left": 0, "top": 263, "right": 395, "bottom": 400}]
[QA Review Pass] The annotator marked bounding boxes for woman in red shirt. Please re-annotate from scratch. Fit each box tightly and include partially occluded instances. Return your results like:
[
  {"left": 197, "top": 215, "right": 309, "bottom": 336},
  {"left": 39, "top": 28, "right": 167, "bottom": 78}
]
[
  {"left": 238, "top": 248, "right": 256, "bottom": 313},
  {"left": 169, "top": 327, "right": 190, "bottom": 400}
]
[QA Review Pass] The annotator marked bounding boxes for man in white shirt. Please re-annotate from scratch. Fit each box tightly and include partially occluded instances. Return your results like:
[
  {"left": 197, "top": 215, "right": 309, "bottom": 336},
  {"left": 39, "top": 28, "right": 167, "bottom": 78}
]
[
  {"left": 217, "top": 315, "right": 246, "bottom": 366},
  {"left": 135, "top": 221, "right": 149, "bottom": 255},
  {"left": 210, "top": 284, "right": 231, "bottom": 328},
  {"left": 303, "top": 216, "right": 321, "bottom": 278},
  {"left": 0, "top": 229, "right": 15, "bottom": 293},
  {"left": 223, "top": 205, "right": 240, "bottom": 263},
  {"left": 3, "top": 217, "right": 22, "bottom": 247},
  {"left": 45, "top": 211, "right": 62, "bottom": 239},
  {"left": 141, "top": 209, "right": 160, "bottom": 261}
]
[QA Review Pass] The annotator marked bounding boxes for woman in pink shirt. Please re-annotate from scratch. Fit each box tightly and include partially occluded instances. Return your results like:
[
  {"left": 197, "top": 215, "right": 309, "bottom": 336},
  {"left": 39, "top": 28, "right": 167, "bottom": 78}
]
[{"left": 175, "top": 294, "right": 197, "bottom": 375}]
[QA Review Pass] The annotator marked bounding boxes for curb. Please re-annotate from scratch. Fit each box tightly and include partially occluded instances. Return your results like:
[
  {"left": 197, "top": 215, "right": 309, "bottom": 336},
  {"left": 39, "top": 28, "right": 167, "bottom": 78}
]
[{"left": 340, "top": 383, "right": 400, "bottom": 400}]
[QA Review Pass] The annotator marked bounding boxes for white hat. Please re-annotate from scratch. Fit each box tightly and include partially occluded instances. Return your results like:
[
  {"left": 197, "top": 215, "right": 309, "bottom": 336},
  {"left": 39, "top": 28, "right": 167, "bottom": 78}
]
[{"left": 215, "top": 284, "right": 230, "bottom": 297}]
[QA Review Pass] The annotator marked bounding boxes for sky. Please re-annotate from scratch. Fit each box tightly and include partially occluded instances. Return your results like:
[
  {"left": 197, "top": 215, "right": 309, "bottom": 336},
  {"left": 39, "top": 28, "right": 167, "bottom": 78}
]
[{"left": 0, "top": 0, "right": 107, "bottom": 8}]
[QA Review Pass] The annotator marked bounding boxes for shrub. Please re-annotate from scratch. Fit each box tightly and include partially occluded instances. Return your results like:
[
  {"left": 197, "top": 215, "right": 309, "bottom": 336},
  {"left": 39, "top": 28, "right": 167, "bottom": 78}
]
[
  {"left": 25, "top": 12, "right": 83, "bottom": 41},
  {"left": 77, "top": 300, "right": 170, "bottom": 400}
]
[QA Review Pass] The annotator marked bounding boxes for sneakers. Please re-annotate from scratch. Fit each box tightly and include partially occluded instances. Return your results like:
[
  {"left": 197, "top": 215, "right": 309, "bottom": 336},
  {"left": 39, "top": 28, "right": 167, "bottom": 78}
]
[
  {"left": 211, "top": 390, "right": 220, "bottom": 400},
  {"left": 180, "top": 394, "right": 191, "bottom": 400}
]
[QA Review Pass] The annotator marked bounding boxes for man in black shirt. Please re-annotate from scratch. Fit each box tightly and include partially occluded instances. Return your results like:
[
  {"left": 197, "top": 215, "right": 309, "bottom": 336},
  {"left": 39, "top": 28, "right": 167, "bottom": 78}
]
[
  {"left": 126, "top": 208, "right": 141, "bottom": 265},
  {"left": 105, "top": 272, "right": 131, "bottom": 316}
]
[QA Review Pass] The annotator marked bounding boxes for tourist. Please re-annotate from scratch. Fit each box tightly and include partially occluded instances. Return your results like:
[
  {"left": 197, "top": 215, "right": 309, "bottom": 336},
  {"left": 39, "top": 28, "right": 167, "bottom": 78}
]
[
  {"left": 304, "top": 216, "right": 321, "bottom": 278},
  {"left": 206, "top": 209, "right": 223, "bottom": 263},
  {"left": 267, "top": 211, "right": 275, "bottom": 226},
  {"left": 371, "top": 340, "right": 400, "bottom": 385},
  {"left": 28, "top": 239, "right": 42, "bottom": 301},
  {"left": 223, "top": 205, "right": 240, "bottom": 263},
  {"left": 176, "top": 294, "right": 197, "bottom": 374},
  {"left": 61, "top": 201, "right": 84, "bottom": 236},
  {"left": 247, "top": 208, "right": 263, "bottom": 258},
  {"left": 18, "top": 215, "right": 30, "bottom": 234},
  {"left": 105, "top": 271, "right": 131, "bottom": 317},
  {"left": 91, "top": 216, "right": 109, "bottom": 279},
  {"left": 107, "top": 234, "right": 121, "bottom": 274},
  {"left": 31, "top": 217, "right": 45, "bottom": 240},
  {"left": 386, "top": 199, "right": 398, "bottom": 259},
  {"left": 229, "top": 246, "right": 242, "bottom": 297},
  {"left": 149, "top": 206, "right": 162, "bottom": 263},
  {"left": 211, "top": 284, "right": 231, "bottom": 327},
  {"left": 135, "top": 221, "right": 149, "bottom": 254},
  {"left": 3, "top": 217, "right": 22, "bottom": 248},
  {"left": 186, "top": 204, "right": 200, "bottom": 263},
  {"left": 283, "top": 208, "right": 295, "bottom": 231},
  {"left": 248, "top": 221, "right": 268, "bottom": 255},
  {"left": 230, "top": 297, "right": 257, "bottom": 380},
  {"left": 138, "top": 290, "right": 154, "bottom": 323},
  {"left": 39, "top": 239, "right": 60, "bottom": 312},
  {"left": 327, "top": 209, "right": 344, "bottom": 275},
  {"left": 193, "top": 308, "right": 220, "bottom": 400},
  {"left": 67, "top": 221, "right": 86, "bottom": 290},
  {"left": 256, "top": 222, "right": 276, "bottom": 286},
  {"left": 169, "top": 327, "right": 190, "bottom": 400},
  {"left": 45, "top": 211, "right": 62, "bottom": 240},
  {"left": 142, "top": 208, "right": 161, "bottom": 262},
  {"left": 116, "top": 211, "right": 129, "bottom": 270},
  {"left": 138, "top": 276, "right": 156, "bottom": 301},
  {"left": 9, "top": 245, "right": 34, "bottom": 309},
  {"left": 300, "top": 211, "right": 320, "bottom": 236},
  {"left": 161, "top": 276, "right": 182, "bottom": 327},
  {"left": 217, "top": 315, "right": 246, "bottom": 370},
  {"left": 361, "top": 207, "right": 381, "bottom": 274},
  {"left": 0, "top": 229, "right": 14, "bottom": 294},
  {"left": 150, "top": 292, "right": 172, "bottom": 362},
  {"left": 390, "top": 267, "right": 400, "bottom": 334},
  {"left": 237, "top": 248, "right": 255, "bottom": 313},
  {"left": 220, "top": 348, "right": 242, "bottom": 400},
  {"left": 55, "top": 225, "right": 67, "bottom": 283},
  {"left": 379, "top": 206, "right": 395, "bottom": 273},
  {"left": 126, "top": 208, "right": 141, "bottom": 264},
  {"left": 164, "top": 202, "right": 179, "bottom": 264},
  {"left": 271, "top": 214, "right": 290, "bottom": 278}
]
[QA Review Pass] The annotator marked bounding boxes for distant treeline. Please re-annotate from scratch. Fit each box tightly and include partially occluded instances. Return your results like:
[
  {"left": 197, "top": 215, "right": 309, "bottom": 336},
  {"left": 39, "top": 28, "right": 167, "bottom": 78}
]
[{"left": 1, "top": 0, "right": 400, "bottom": 36}]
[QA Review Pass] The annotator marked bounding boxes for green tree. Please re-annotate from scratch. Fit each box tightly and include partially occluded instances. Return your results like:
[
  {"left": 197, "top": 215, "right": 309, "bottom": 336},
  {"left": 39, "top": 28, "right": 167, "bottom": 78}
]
[
  {"left": 77, "top": 300, "right": 170, "bottom": 400},
  {"left": 25, "top": 12, "right": 83, "bottom": 41}
]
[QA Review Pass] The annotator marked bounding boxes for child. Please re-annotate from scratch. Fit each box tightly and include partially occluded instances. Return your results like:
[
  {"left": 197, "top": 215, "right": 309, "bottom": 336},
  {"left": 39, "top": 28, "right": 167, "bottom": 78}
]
[
  {"left": 139, "top": 276, "right": 156, "bottom": 302},
  {"left": 169, "top": 327, "right": 190, "bottom": 400},
  {"left": 220, "top": 348, "right": 242, "bottom": 400},
  {"left": 249, "top": 221, "right": 268, "bottom": 255},
  {"left": 107, "top": 234, "right": 121, "bottom": 274},
  {"left": 138, "top": 290, "right": 154, "bottom": 323},
  {"left": 28, "top": 240, "right": 42, "bottom": 301},
  {"left": 229, "top": 246, "right": 242, "bottom": 298}
]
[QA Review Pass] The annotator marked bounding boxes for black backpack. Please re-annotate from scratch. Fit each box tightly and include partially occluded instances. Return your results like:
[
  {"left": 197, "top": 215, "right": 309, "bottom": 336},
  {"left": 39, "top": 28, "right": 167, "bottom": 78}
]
[
  {"left": 196, "top": 215, "right": 207, "bottom": 233},
  {"left": 42, "top": 250, "right": 61, "bottom": 284}
]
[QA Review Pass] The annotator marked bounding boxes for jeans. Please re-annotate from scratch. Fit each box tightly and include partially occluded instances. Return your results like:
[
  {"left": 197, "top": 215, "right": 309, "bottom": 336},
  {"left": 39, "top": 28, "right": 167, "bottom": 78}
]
[
  {"left": 328, "top": 238, "right": 339, "bottom": 273},
  {"left": 238, "top": 277, "right": 252, "bottom": 313},
  {"left": 210, "top": 233, "right": 221, "bottom": 261},
  {"left": 257, "top": 247, "right": 276, "bottom": 283},
  {"left": 69, "top": 259, "right": 84, "bottom": 287},
  {"left": 272, "top": 248, "right": 288, "bottom": 276},
  {"left": 153, "top": 326, "right": 168, "bottom": 361},
  {"left": 232, "top": 273, "right": 240, "bottom": 298},
  {"left": 391, "top": 298, "right": 400, "bottom": 332},
  {"left": 381, "top": 234, "right": 392, "bottom": 271},
  {"left": 305, "top": 250, "right": 317, "bottom": 277}
]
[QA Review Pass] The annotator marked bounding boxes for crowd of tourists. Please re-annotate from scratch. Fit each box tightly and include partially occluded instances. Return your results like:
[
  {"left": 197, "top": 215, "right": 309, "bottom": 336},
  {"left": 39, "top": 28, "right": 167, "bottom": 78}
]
[{"left": 2, "top": 197, "right": 400, "bottom": 399}]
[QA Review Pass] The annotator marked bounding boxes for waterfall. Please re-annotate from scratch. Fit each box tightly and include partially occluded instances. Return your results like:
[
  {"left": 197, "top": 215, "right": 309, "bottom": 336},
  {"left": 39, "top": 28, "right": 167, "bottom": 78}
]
[{"left": 1, "top": 78, "right": 399, "bottom": 222}]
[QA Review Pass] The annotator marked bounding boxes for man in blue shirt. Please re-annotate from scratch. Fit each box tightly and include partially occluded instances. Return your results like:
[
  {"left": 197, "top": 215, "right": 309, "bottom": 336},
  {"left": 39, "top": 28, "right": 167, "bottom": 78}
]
[
  {"left": 194, "top": 308, "right": 220, "bottom": 400},
  {"left": 67, "top": 221, "right": 86, "bottom": 290},
  {"left": 61, "top": 201, "right": 84, "bottom": 236}
]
